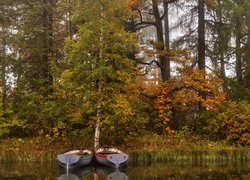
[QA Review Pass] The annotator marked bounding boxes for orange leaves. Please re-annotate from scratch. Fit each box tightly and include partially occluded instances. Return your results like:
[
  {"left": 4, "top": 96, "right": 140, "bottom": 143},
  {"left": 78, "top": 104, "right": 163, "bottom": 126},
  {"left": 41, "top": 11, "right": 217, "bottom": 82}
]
[
  {"left": 205, "top": 0, "right": 216, "bottom": 8},
  {"left": 154, "top": 66, "right": 226, "bottom": 132},
  {"left": 127, "top": 0, "right": 144, "bottom": 17},
  {"left": 128, "top": 0, "right": 143, "bottom": 11}
]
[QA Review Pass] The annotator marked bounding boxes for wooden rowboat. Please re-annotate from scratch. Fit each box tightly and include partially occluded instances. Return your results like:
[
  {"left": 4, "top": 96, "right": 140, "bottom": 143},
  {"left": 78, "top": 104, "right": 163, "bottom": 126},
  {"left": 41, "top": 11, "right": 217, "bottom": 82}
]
[
  {"left": 95, "top": 147, "right": 128, "bottom": 168},
  {"left": 57, "top": 149, "right": 93, "bottom": 169}
]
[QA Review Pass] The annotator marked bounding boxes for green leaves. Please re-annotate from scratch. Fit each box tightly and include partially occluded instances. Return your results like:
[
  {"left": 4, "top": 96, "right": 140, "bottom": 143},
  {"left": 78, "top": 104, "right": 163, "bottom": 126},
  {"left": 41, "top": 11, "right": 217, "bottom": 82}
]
[
  {"left": 0, "top": 118, "right": 30, "bottom": 138},
  {"left": 205, "top": 101, "right": 250, "bottom": 146},
  {"left": 52, "top": 0, "right": 142, "bottom": 143}
]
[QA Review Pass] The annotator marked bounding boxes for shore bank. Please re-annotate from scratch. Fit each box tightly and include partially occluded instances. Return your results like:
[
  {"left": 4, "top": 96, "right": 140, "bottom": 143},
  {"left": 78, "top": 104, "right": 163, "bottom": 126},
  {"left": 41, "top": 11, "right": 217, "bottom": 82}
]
[{"left": 0, "top": 134, "right": 249, "bottom": 163}]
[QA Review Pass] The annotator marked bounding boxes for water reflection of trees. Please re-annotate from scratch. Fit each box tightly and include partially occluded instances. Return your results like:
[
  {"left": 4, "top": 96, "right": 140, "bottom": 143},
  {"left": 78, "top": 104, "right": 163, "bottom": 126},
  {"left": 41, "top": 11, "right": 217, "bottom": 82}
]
[
  {"left": 0, "top": 162, "right": 57, "bottom": 178},
  {"left": 1, "top": 162, "right": 249, "bottom": 179},
  {"left": 57, "top": 165, "right": 128, "bottom": 180}
]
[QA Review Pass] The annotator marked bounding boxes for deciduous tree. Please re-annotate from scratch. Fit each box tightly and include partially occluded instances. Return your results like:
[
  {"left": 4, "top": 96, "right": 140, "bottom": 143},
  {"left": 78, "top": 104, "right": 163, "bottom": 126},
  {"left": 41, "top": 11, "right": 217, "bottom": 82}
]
[
  {"left": 154, "top": 54, "right": 225, "bottom": 131},
  {"left": 58, "top": 0, "right": 140, "bottom": 144}
]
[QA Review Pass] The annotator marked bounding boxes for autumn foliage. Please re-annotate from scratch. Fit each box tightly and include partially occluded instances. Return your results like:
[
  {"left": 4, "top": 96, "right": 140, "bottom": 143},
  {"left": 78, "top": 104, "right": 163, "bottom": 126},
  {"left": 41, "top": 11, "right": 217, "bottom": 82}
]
[
  {"left": 128, "top": 0, "right": 143, "bottom": 11},
  {"left": 204, "top": 101, "right": 250, "bottom": 146},
  {"left": 154, "top": 57, "right": 226, "bottom": 132}
]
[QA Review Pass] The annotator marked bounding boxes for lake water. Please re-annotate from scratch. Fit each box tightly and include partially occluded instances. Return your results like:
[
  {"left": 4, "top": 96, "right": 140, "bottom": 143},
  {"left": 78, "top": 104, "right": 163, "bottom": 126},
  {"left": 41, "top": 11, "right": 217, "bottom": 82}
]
[{"left": 0, "top": 161, "right": 249, "bottom": 179}]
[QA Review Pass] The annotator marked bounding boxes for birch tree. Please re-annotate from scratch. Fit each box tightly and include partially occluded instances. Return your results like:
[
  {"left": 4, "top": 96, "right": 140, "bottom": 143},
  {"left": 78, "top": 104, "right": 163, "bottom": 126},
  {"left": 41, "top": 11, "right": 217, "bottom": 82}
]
[{"left": 58, "top": 0, "right": 139, "bottom": 145}]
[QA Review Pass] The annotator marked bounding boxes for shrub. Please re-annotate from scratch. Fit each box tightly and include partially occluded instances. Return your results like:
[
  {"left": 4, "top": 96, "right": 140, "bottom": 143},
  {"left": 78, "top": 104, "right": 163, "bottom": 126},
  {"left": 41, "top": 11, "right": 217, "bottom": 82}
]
[
  {"left": 0, "top": 118, "right": 31, "bottom": 138},
  {"left": 154, "top": 68, "right": 225, "bottom": 131},
  {"left": 205, "top": 101, "right": 250, "bottom": 146}
]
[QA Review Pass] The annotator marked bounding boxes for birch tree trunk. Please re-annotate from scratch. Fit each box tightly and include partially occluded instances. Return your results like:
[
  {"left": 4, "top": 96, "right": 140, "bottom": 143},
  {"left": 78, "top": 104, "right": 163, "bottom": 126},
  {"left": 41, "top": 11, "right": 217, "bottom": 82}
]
[{"left": 94, "top": 0, "right": 104, "bottom": 151}]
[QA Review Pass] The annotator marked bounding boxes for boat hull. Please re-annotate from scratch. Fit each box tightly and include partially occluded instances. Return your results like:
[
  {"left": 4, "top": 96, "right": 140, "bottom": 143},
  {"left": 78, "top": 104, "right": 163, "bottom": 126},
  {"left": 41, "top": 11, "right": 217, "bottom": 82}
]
[
  {"left": 57, "top": 149, "right": 93, "bottom": 169},
  {"left": 95, "top": 148, "right": 128, "bottom": 168},
  {"left": 58, "top": 155, "right": 93, "bottom": 169}
]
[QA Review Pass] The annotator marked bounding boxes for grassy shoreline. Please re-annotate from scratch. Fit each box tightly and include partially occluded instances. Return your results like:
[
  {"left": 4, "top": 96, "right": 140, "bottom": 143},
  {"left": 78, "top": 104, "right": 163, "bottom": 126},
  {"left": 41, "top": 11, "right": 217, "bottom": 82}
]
[
  {"left": 0, "top": 134, "right": 249, "bottom": 163},
  {"left": 129, "top": 149, "right": 249, "bottom": 165}
]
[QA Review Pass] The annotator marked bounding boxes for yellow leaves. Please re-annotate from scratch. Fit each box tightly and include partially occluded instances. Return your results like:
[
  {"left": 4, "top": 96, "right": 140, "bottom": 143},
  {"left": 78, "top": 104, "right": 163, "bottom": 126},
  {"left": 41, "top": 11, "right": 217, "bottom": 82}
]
[
  {"left": 114, "top": 94, "right": 135, "bottom": 116},
  {"left": 144, "top": 46, "right": 189, "bottom": 58},
  {"left": 52, "top": 127, "right": 60, "bottom": 137},
  {"left": 52, "top": 123, "right": 67, "bottom": 139},
  {"left": 70, "top": 109, "right": 83, "bottom": 123},
  {"left": 163, "top": 117, "right": 170, "bottom": 124},
  {"left": 154, "top": 64, "right": 226, "bottom": 132}
]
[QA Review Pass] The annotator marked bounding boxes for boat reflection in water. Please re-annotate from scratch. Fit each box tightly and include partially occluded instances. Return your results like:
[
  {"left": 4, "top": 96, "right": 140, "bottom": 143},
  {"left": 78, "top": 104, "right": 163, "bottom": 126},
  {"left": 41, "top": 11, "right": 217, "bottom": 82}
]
[
  {"left": 57, "top": 165, "right": 128, "bottom": 180},
  {"left": 58, "top": 172, "right": 79, "bottom": 180},
  {"left": 94, "top": 165, "right": 128, "bottom": 180},
  {"left": 57, "top": 165, "right": 93, "bottom": 180}
]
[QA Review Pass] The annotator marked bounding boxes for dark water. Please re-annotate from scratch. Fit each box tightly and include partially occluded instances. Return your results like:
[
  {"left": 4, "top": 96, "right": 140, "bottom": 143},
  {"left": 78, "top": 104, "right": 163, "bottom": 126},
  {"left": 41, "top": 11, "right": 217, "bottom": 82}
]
[{"left": 0, "top": 162, "right": 249, "bottom": 179}]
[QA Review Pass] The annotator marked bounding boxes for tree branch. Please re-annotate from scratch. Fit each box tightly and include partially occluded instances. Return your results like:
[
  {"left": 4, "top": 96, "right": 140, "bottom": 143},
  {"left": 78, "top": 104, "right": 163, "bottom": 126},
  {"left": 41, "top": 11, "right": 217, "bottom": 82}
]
[
  {"left": 160, "top": 0, "right": 177, "bottom": 19},
  {"left": 139, "top": 10, "right": 143, "bottom": 23},
  {"left": 137, "top": 59, "right": 163, "bottom": 68}
]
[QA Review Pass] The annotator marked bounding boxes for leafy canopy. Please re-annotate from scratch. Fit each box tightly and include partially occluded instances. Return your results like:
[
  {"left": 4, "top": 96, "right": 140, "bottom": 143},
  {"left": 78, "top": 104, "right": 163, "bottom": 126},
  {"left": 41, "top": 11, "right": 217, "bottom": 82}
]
[
  {"left": 56, "top": 0, "right": 140, "bottom": 142},
  {"left": 154, "top": 54, "right": 226, "bottom": 132}
]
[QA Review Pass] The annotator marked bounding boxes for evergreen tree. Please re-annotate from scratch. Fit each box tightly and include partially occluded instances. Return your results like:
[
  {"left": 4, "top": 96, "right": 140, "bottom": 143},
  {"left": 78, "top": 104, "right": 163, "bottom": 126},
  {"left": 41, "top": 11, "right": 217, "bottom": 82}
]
[
  {"left": 243, "top": 0, "right": 250, "bottom": 88},
  {"left": 0, "top": 0, "right": 17, "bottom": 118},
  {"left": 8, "top": 0, "right": 61, "bottom": 135}
]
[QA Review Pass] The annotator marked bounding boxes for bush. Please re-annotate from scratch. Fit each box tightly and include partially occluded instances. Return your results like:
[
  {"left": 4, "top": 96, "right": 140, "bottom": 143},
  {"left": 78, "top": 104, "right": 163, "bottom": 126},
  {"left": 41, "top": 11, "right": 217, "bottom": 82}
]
[
  {"left": 0, "top": 118, "right": 31, "bottom": 138},
  {"left": 204, "top": 101, "right": 250, "bottom": 146}
]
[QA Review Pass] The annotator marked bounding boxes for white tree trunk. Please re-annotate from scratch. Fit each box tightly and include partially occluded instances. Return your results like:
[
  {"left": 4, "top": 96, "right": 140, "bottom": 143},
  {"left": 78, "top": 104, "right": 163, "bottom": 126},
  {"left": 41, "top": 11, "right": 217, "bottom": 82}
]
[
  {"left": 94, "top": 0, "right": 104, "bottom": 151},
  {"left": 94, "top": 83, "right": 102, "bottom": 151}
]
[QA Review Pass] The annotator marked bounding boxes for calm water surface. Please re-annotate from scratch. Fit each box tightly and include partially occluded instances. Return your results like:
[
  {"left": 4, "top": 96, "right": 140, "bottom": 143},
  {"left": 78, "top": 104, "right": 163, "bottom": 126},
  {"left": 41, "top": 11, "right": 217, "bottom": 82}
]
[{"left": 0, "top": 161, "right": 249, "bottom": 179}]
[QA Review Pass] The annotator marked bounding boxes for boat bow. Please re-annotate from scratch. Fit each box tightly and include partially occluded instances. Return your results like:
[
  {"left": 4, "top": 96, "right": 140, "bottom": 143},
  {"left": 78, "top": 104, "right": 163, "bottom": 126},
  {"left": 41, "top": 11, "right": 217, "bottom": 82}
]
[{"left": 107, "top": 154, "right": 128, "bottom": 168}]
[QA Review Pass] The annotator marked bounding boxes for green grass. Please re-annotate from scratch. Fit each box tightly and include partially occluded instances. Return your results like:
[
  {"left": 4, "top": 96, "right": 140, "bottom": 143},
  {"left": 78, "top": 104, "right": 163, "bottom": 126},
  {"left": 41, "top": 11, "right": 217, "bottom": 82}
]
[
  {"left": 126, "top": 133, "right": 250, "bottom": 164},
  {"left": 128, "top": 149, "right": 250, "bottom": 164},
  {"left": 0, "top": 134, "right": 249, "bottom": 164}
]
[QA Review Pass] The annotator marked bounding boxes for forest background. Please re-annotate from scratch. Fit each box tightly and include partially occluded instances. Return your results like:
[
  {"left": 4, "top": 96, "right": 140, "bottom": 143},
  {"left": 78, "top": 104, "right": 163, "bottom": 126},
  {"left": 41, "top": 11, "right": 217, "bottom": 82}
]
[{"left": 0, "top": 0, "right": 249, "bottom": 158}]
